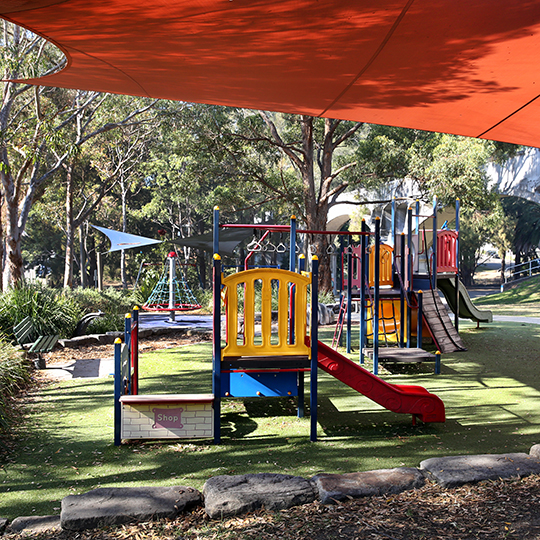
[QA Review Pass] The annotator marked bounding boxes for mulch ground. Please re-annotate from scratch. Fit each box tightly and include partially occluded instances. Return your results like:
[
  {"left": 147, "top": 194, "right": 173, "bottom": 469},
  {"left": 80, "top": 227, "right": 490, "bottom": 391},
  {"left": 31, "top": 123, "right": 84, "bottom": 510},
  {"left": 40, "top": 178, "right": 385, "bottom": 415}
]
[
  {"left": 4, "top": 474, "right": 540, "bottom": 539},
  {"left": 38, "top": 331, "right": 210, "bottom": 369}
]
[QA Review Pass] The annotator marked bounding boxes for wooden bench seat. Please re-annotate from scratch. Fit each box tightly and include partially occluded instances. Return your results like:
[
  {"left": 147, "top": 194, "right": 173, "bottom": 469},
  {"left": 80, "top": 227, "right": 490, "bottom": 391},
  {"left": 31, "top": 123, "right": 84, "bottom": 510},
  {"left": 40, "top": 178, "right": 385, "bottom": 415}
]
[{"left": 14, "top": 316, "right": 59, "bottom": 369}]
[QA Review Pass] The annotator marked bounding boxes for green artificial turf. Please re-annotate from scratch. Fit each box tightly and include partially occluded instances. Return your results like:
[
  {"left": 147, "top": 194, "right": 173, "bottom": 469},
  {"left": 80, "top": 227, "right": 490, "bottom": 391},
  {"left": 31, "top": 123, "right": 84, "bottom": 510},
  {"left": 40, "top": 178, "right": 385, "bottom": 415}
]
[{"left": 2, "top": 321, "right": 540, "bottom": 520}]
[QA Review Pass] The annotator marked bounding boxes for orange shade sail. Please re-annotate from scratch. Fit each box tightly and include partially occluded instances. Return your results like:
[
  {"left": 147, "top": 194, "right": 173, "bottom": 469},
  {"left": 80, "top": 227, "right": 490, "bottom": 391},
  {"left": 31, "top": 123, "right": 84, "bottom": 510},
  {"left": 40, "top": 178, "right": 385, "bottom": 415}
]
[{"left": 2, "top": 0, "right": 540, "bottom": 146}]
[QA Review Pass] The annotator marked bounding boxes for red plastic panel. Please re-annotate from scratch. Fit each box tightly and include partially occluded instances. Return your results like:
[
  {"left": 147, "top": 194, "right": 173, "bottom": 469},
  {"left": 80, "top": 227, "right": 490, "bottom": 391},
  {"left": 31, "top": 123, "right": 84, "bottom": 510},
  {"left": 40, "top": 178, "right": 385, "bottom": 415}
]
[{"left": 437, "top": 230, "right": 458, "bottom": 273}]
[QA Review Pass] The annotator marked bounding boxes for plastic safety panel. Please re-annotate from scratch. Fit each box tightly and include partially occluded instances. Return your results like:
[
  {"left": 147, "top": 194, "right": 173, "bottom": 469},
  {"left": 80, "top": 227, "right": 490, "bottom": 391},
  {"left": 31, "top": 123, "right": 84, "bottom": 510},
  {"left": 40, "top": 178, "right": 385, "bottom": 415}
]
[{"left": 221, "top": 371, "right": 299, "bottom": 398}]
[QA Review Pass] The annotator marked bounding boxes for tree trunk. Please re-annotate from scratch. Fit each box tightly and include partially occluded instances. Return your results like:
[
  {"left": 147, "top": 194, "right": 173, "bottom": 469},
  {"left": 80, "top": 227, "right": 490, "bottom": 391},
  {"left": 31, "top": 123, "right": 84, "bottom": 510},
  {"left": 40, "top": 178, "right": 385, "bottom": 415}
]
[
  {"left": 300, "top": 116, "right": 332, "bottom": 294},
  {"left": 0, "top": 190, "right": 4, "bottom": 292},
  {"left": 120, "top": 176, "right": 128, "bottom": 289},
  {"left": 79, "top": 225, "right": 87, "bottom": 287},
  {"left": 63, "top": 163, "right": 74, "bottom": 288},
  {"left": 2, "top": 170, "right": 22, "bottom": 286},
  {"left": 87, "top": 233, "right": 97, "bottom": 287}
]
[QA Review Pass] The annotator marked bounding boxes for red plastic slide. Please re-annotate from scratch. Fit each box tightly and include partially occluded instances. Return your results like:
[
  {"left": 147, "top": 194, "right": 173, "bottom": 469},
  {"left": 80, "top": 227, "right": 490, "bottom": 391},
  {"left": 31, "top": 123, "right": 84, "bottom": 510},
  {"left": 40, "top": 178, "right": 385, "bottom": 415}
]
[{"left": 316, "top": 340, "right": 445, "bottom": 423}]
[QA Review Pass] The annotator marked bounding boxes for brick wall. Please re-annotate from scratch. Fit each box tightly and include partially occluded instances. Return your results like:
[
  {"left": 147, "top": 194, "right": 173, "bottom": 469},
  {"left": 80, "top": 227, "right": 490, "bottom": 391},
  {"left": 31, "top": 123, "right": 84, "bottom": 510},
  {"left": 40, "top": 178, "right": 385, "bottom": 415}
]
[{"left": 121, "top": 400, "right": 214, "bottom": 439}]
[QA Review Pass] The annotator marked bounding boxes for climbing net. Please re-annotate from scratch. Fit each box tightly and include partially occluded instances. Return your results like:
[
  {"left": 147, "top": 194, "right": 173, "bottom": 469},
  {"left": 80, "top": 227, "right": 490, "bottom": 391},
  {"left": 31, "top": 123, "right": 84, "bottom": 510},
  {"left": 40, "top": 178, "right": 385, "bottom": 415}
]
[{"left": 142, "top": 261, "right": 202, "bottom": 312}]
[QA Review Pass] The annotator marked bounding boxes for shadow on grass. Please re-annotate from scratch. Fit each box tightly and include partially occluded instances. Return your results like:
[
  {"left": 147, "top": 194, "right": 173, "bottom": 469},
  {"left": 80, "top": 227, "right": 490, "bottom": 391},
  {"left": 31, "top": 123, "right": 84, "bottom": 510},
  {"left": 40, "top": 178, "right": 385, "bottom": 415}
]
[{"left": 3, "top": 322, "right": 540, "bottom": 520}]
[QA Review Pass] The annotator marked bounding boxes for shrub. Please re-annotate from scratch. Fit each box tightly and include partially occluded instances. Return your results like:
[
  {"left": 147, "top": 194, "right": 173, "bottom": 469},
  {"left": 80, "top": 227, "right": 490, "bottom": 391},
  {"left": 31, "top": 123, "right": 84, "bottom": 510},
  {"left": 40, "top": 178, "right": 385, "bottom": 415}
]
[
  {"left": 0, "top": 340, "right": 30, "bottom": 439},
  {"left": 66, "top": 287, "right": 143, "bottom": 316},
  {"left": 65, "top": 287, "right": 144, "bottom": 335},
  {"left": 0, "top": 283, "right": 82, "bottom": 339},
  {"left": 85, "top": 313, "right": 125, "bottom": 334}
]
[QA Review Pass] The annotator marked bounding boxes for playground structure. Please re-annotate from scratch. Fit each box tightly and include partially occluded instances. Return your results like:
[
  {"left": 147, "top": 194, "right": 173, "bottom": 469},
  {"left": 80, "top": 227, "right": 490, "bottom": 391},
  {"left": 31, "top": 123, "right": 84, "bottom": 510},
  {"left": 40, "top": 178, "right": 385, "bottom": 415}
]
[
  {"left": 114, "top": 308, "right": 214, "bottom": 445},
  {"left": 212, "top": 208, "right": 445, "bottom": 443},
  {"left": 334, "top": 198, "right": 492, "bottom": 375},
  {"left": 142, "top": 251, "right": 202, "bottom": 320},
  {"left": 114, "top": 207, "right": 451, "bottom": 445}
]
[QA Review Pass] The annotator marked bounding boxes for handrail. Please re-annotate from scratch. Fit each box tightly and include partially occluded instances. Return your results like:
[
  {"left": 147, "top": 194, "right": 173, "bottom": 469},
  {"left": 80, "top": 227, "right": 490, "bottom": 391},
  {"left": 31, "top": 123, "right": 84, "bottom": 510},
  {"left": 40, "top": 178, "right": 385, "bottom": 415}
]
[{"left": 503, "top": 257, "right": 540, "bottom": 283}]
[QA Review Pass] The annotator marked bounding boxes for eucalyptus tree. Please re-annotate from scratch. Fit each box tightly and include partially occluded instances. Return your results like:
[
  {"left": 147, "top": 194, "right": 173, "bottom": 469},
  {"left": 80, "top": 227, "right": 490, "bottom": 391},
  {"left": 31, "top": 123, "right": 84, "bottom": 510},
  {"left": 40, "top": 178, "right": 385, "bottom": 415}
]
[
  {"left": 234, "top": 115, "right": 423, "bottom": 291},
  {"left": 139, "top": 103, "right": 290, "bottom": 288},
  {"left": 0, "top": 21, "right": 67, "bottom": 287},
  {"left": 0, "top": 21, "right": 157, "bottom": 288},
  {"left": 56, "top": 93, "right": 157, "bottom": 288}
]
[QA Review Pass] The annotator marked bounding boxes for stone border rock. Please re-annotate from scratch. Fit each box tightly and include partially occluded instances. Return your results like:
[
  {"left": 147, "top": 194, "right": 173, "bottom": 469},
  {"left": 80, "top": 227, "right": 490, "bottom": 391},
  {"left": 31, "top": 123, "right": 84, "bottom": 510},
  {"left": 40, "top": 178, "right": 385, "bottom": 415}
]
[
  {"left": 203, "top": 473, "right": 318, "bottom": 519},
  {"left": 61, "top": 486, "right": 201, "bottom": 531},
  {"left": 312, "top": 467, "right": 425, "bottom": 505},
  {"left": 3, "top": 445, "right": 540, "bottom": 535}
]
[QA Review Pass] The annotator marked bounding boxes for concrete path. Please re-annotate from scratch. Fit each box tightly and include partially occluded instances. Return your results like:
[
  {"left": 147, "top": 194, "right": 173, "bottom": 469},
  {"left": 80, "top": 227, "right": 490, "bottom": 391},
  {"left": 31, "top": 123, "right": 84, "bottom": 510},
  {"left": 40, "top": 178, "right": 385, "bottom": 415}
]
[
  {"left": 43, "top": 358, "right": 115, "bottom": 381},
  {"left": 138, "top": 312, "right": 212, "bottom": 330}
]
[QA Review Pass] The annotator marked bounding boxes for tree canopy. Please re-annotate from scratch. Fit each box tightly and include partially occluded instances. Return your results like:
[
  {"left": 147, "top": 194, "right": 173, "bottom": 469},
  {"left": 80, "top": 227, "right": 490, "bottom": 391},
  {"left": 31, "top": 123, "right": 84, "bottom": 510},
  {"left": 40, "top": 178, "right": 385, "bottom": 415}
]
[{"left": 0, "top": 21, "right": 531, "bottom": 292}]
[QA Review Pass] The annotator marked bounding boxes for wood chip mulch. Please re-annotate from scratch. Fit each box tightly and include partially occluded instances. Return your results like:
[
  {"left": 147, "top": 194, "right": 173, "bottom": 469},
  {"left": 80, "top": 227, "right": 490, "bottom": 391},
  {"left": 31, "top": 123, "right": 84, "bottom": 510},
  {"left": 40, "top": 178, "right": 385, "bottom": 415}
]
[
  {"left": 6, "top": 475, "right": 540, "bottom": 540},
  {"left": 40, "top": 332, "right": 209, "bottom": 368}
]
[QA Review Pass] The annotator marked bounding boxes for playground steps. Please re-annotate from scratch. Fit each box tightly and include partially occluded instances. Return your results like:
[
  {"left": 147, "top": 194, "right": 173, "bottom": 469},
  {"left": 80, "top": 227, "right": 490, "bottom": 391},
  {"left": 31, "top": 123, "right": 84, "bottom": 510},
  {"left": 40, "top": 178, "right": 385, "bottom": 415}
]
[
  {"left": 364, "top": 347, "right": 436, "bottom": 362},
  {"left": 417, "top": 290, "right": 465, "bottom": 353},
  {"left": 364, "top": 347, "right": 441, "bottom": 374}
]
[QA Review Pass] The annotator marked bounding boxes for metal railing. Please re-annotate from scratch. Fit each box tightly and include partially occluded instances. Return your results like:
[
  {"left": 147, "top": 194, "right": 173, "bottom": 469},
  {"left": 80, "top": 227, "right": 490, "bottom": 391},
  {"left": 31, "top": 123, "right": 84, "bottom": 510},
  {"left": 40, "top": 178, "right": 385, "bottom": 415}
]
[{"left": 504, "top": 257, "right": 540, "bottom": 283}]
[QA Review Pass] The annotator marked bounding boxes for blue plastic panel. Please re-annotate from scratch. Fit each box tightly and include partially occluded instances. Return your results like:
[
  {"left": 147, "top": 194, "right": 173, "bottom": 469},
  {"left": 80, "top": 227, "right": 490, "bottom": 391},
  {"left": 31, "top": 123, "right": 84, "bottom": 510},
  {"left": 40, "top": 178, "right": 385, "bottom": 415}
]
[{"left": 221, "top": 371, "right": 298, "bottom": 398}]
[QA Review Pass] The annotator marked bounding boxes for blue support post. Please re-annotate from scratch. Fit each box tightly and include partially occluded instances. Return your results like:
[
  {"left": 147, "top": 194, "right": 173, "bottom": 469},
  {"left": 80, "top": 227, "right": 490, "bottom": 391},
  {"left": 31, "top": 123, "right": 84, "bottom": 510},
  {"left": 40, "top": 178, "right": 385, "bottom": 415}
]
[
  {"left": 113, "top": 338, "right": 122, "bottom": 446},
  {"left": 289, "top": 215, "right": 297, "bottom": 273},
  {"left": 416, "top": 290, "right": 423, "bottom": 349},
  {"left": 435, "top": 351, "right": 441, "bottom": 375},
  {"left": 391, "top": 197, "right": 396, "bottom": 247},
  {"left": 455, "top": 199, "right": 460, "bottom": 267},
  {"left": 299, "top": 254, "right": 306, "bottom": 273},
  {"left": 346, "top": 237, "right": 352, "bottom": 354},
  {"left": 212, "top": 254, "right": 222, "bottom": 444},
  {"left": 399, "top": 233, "right": 406, "bottom": 348},
  {"left": 310, "top": 256, "right": 319, "bottom": 442},
  {"left": 213, "top": 206, "right": 220, "bottom": 255},
  {"left": 407, "top": 207, "right": 413, "bottom": 348},
  {"left": 359, "top": 219, "right": 367, "bottom": 364},
  {"left": 455, "top": 198, "right": 460, "bottom": 331},
  {"left": 373, "top": 218, "right": 380, "bottom": 375},
  {"left": 415, "top": 199, "right": 420, "bottom": 235}
]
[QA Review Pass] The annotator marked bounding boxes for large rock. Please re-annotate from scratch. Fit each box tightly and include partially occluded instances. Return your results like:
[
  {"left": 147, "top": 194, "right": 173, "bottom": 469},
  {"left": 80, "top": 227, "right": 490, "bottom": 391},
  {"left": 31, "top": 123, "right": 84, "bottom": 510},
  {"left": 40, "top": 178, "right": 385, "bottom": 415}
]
[
  {"left": 61, "top": 485, "right": 201, "bottom": 531},
  {"left": 530, "top": 444, "right": 540, "bottom": 458},
  {"left": 9, "top": 515, "right": 61, "bottom": 534},
  {"left": 0, "top": 518, "right": 8, "bottom": 533},
  {"left": 312, "top": 467, "right": 425, "bottom": 504},
  {"left": 420, "top": 453, "right": 540, "bottom": 488},
  {"left": 203, "top": 473, "right": 318, "bottom": 519},
  {"left": 96, "top": 333, "right": 118, "bottom": 345}
]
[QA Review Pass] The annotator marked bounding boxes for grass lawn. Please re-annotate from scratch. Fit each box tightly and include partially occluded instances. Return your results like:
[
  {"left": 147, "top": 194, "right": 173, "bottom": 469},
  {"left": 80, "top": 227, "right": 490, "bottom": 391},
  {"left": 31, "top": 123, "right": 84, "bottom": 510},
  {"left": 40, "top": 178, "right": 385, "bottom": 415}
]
[
  {"left": 2, "top": 284, "right": 540, "bottom": 521},
  {"left": 474, "top": 275, "right": 540, "bottom": 316}
]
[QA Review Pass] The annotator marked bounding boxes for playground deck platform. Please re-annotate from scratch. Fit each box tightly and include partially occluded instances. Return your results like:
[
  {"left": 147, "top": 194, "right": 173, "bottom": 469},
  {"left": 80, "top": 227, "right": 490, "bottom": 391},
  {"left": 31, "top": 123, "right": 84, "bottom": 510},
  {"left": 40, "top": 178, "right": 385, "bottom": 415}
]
[{"left": 363, "top": 347, "right": 437, "bottom": 363}]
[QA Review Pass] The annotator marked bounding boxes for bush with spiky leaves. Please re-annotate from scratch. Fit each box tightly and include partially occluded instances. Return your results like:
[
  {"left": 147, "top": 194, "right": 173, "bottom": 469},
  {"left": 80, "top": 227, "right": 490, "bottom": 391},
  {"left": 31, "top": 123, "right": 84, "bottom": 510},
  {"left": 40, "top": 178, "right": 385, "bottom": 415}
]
[
  {"left": 0, "top": 340, "right": 30, "bottom": 440},
  {"left": 0, "top": 283, "right": 82, "bottom": 339}
]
